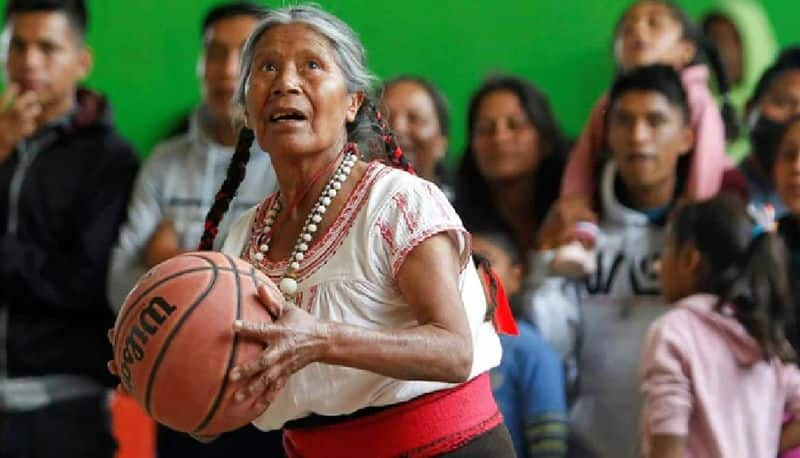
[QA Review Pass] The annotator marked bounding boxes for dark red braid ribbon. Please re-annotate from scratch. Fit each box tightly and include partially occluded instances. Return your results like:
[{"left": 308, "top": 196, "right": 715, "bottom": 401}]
[
  {"left": 373, "top": 108, "right": 415, "bottom": 175},
  {"left": 483, "top": 268, "right": 518, "bottom": 336}
]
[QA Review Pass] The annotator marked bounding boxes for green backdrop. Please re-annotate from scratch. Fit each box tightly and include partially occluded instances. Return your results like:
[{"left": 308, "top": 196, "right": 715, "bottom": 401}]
[{"left": 1, "top": 0, "right": 798, "bottom": 162}]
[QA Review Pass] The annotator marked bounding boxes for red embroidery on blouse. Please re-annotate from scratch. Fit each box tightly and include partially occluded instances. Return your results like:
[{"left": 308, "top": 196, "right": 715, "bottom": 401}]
[
  {"left": 392, "top": 192, "right": 419, "bottom": 233},
  {"left": 305, "top": 285, "right": 319, "bottom": 313},
  {"left": 243, "top": 161, "right": 390, "bottom": 283},
  {"left": 377, "top": 218, "right": 396, "bottom": 255}
]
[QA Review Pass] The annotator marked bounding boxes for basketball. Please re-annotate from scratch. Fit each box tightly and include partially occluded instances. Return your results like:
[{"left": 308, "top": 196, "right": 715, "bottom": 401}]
[{"left": 112, "top": 251, "right": 274, "bottom": 436}]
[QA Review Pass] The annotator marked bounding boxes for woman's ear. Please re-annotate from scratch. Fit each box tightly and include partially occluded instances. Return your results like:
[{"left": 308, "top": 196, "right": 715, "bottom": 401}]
[
  {"left": 679, "top": 243, "right": 703, "bottom": 277},
  {"left": 346, "top": 91, "right": 365, "bottom": 123}
]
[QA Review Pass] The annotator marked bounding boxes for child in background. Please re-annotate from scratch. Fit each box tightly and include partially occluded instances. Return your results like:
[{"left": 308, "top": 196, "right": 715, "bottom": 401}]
[
  {"left": 701, "top": 0, "right": 779, "bottom": 162},
  {"left": 771, "top": 114, "right": 800, "bottom": 348},
  {"left": 640, "top": 196, "right": 800, "bottom": 457},
  {"left": 741, "top": 47, "right": 800, "bottom": 217},
  {"left": 772, "top": 114, "right": 800, "bottom": 458},
  {"left": 547, "top": 0, "right": 736, "bottom": 276},
  {"left": 473, "top": 231, "right": 568, "bottom": 458}
]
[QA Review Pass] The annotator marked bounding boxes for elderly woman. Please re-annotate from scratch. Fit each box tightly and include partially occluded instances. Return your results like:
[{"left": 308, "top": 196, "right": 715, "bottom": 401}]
[{"left": 197, "top": 5, "right": 511, "bottom": 457}]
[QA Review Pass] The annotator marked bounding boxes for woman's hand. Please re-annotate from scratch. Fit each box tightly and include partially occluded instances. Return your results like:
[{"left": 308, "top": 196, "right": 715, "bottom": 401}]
[
  {"left": 106, "top": 328, "right": 130, "bottom": 396},
  {"left": 229, "top": 285, "right": 330, "bottom": 405}
]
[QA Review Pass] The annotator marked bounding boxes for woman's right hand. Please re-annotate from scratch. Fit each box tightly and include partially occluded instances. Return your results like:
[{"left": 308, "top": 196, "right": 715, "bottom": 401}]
[
  {"left": 106, "top": 328, "right": 130, "bottom": 396},
  {"left": 537, "top": 196, "right": 597, "bottom": 250}
]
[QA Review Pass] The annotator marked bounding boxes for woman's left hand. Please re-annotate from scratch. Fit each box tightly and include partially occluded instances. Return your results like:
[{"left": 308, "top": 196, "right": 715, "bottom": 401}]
[{"left": 229, "top": 291, "right": 329, "bottom": 404}]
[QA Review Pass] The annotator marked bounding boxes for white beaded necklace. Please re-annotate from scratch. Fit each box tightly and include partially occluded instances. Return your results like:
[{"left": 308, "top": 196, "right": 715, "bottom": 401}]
[{"left": 252, "top": 146, "right": 358, "bottom": 298}]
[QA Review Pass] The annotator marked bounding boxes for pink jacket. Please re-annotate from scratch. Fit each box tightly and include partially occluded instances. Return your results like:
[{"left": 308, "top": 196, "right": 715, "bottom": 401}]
[
  {"left": 640, "top": 294, "right": 800, "bottom": 458},
  {"left": 562, "top": 65, "right": 731, "bottom": 201}
]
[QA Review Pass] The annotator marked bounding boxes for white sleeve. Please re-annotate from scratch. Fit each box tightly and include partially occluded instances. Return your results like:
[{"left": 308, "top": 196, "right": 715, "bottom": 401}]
[{"left": 369, "top": 177, "right": 470, "bottom": 282}]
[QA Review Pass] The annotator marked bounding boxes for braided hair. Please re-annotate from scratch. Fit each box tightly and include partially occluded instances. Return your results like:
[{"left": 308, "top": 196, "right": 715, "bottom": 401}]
[
  {"left": 355, "top": 97, "right": 414, "bottom": 174},
  {"left": 199, "top": 6, "right": 413, "bottom": 251},
  {"left": 198, "top": 128, "right": 253, "bottom": 250}
]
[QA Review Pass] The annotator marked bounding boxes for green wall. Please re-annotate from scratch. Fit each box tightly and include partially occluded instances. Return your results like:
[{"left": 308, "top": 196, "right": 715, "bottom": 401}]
[{"left": 2, "top": 0, "right": 798, "bottom": 162}]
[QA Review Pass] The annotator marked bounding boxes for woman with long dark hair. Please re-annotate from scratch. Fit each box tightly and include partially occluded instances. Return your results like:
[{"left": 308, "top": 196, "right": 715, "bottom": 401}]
[{"left": 455, "top": 75, "right": 568, "bottom": 260}]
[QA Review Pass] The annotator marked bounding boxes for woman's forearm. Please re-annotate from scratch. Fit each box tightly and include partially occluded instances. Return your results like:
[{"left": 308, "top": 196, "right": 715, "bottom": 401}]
[
  {"left": 649, "top": 434, "right": 686, "bottom": 458},
  {"left": 318, "top": 320, "right": 473, "bottom": 383}
]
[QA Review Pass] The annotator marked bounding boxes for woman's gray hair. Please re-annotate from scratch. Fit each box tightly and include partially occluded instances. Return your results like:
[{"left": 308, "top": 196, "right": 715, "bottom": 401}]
[{"left": 234, "top": 5, "right": 374, "bottom": 109}]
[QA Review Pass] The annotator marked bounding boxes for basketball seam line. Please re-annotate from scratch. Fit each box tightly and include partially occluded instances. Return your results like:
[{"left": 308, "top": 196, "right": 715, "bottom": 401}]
[
  {"left": 112, "top": 254, "right": 233, "bottom": 350},
  {"left": 193, "top": 253, "right": 244, "bottom": 433},
  {"left": 144, "top": 254, "right": 220, "bottom": 420},
  {"left": 113, "top": 265, "right": 213, "bottom": 350}
]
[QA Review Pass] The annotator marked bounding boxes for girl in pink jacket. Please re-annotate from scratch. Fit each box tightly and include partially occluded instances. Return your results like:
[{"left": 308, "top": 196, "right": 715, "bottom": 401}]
[{"left": 640, "top": 196, "right": 800, "bottom": 457}]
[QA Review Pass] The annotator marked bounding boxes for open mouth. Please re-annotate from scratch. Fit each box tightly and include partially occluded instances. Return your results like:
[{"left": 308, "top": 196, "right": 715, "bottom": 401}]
[{"left": 269, "top": 109, "right": 308, "bottom": 123}]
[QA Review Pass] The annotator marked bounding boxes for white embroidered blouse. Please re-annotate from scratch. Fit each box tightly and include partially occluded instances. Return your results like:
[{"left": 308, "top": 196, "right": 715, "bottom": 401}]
[{"left": 221, "top": 161, "right": 502, "bottom": 431}]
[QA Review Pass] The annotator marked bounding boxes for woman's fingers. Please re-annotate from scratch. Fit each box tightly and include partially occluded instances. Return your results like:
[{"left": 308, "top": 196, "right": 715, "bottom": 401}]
[
  {"left": 106, "top": 333, "right": 128, "bottom": 396},
  {"left": 252, "top": 375, "right": 287, "bottom": 414},
  {"left": 257, "top": 284, "right": 283, "bottom": 320},
  {"left": 233, "top": 319, "right": 282, "bottom": 340},
  {"left": 231, "top": 340, "right": 294, "bottom": 400},
  {"left": 107, "top": 359, "right": 119, "bottom": 376},
  {"left": 238, "top": 366, "right": 277, "bottom": 401},
  {"left": 229, "top": 338, "right": 277, "bottom": 382}
]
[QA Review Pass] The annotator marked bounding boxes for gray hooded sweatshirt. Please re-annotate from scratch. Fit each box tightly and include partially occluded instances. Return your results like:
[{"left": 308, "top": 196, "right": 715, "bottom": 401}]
[{"left": 524, "top": 161, "right": 671, "bottom": 457}]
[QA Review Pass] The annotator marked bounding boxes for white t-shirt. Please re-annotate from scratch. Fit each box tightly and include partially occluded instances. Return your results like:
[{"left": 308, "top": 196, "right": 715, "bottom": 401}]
[{"left": 222, "top": 161, "right": 502, "bottom": 431}]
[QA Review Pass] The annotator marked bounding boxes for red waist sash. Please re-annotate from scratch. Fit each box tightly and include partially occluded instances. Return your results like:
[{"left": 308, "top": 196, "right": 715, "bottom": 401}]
[{"left": 283, "top": 373, "right": 501, "bottom": 457}]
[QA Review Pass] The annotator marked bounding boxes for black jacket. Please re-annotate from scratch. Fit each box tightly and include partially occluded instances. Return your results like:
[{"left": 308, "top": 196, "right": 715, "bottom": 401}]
[{"left": 0, "top": 89, "right": 139, "bottom": 385}]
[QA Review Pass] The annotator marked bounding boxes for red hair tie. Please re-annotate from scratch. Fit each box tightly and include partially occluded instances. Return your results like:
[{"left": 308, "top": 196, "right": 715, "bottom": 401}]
[{"left": 483, "top": 268, "right": 518, "bottom": 336}]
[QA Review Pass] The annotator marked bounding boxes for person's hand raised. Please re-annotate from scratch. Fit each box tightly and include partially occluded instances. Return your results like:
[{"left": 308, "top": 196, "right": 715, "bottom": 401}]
[
  {"left": 145, "top": 219, "right": 184, "bottom": 267},
  {"left": 0, "top": 84, "right": 41, "bottom": 163}
]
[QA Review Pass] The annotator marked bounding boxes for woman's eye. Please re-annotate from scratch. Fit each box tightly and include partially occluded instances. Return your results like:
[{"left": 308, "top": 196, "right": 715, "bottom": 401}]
[
  {"left": 508, "top": 118, "right": 530, "bottom": 130},
  {"left": 261, "top": 62, "right": 277, "bottom": 72},
  {"left": 307, "top": 61, "right": 321, "bottom": 70}
]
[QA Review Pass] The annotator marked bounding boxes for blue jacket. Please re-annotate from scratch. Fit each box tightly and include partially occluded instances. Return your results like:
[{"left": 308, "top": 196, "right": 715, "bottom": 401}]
[{"left": 491, "top": 321, "right": 568, "bottom": 458}]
